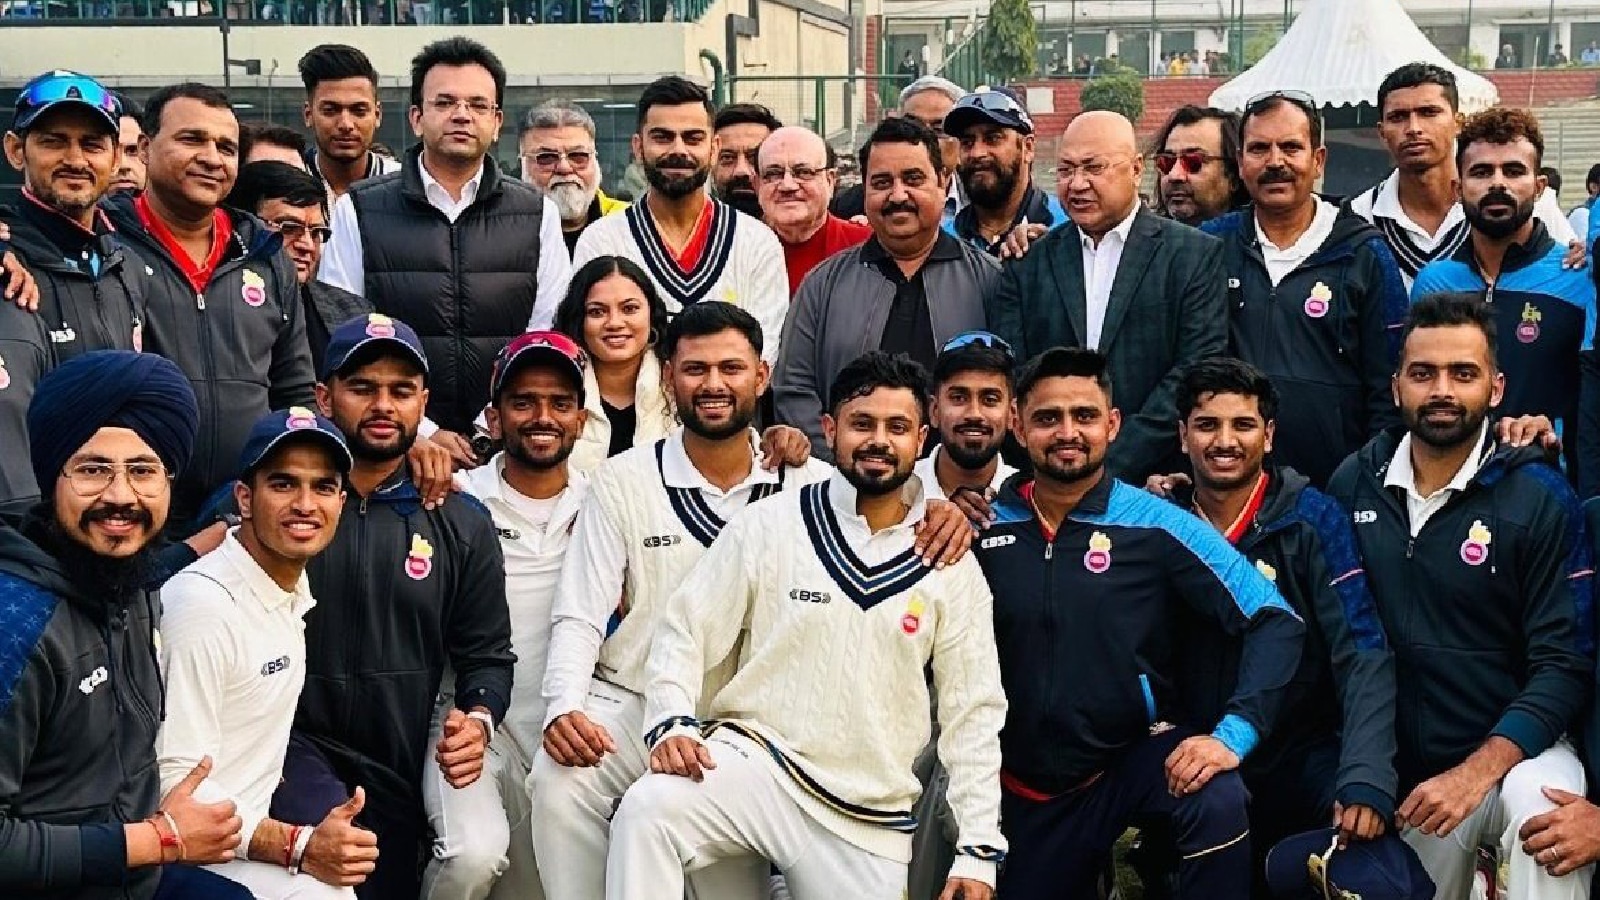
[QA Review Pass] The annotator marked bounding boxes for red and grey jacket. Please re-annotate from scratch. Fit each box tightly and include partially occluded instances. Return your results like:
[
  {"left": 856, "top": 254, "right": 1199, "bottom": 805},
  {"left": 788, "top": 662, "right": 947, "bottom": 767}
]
[{"left": 973, "top": 471, "right": 1304, "bottom": 797}]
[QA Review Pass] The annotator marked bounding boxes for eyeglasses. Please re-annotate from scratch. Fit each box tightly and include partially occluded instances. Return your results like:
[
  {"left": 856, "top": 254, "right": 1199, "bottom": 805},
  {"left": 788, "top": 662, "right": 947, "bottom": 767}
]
[
  {"left": 1055, "top": 156, "right": 1131, "bottom": 182},
  {"left": 62, "top": 460, "right": 171, "bottom": 498},
  {"left": 16, "top": 72, "right": 121, "bottom": 125},
  {"left": 1153, "top": 150, "right": 1224, "bottom": 176},
  {"left": 524, "top": 148, "right": 594, "bottom": 170},
  {"left": 759, "top": 164, "right": 828, "bottom": 185},
  {"left": 1245, "top": 90, "right": 1323, "bottom": 125},
  {"left": 269, "top": 219, "right": 333, "bottom": 244},
  {"left": 425, "top": 96, "right": 499, "bottom": 117},
  {"left": 941, "top": 330, "right": 1013, "bottom": 358},
  {"left": 1304, "top": 835, "right": 1360, "bottom": 900}
]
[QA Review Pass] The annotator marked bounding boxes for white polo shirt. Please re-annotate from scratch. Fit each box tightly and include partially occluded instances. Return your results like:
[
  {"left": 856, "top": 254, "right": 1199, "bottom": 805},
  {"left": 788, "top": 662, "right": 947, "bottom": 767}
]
[
  {"left": 1382, "top": 421, "right": 1491, "bottom": 536},
  {"left": 912, "top": 446, "right": 1016, "bottom": 502},
  {"left": 156, "top": 531, "right": 317, "bottom": 846}
]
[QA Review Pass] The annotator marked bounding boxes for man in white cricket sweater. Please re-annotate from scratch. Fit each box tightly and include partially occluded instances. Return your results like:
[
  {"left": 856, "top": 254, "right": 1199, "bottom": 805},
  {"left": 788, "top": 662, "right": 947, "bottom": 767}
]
[
  {"left": 157, "top": 408, "right": 379, "bottom": 898},
  {"left": 531, "top": 304, "right": 974, "bottom": 899},
  {"left": 613, "top": 351, "right": 1007, "bottom": 900},
  {"left": 572, "top": 76, "right": 789, "bottom": 366},
  {"left": 420, "top": 331, "right": 591, "bottom": 900}
]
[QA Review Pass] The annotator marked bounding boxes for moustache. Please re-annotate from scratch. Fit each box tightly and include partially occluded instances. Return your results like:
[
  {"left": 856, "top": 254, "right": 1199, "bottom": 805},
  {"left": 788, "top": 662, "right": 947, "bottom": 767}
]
[
  {"left": 1478, "top": 189, "right": 1517, "bottom": 208},
  {"left": 653, "top": 154, "right": 697, "bottom": 171},
  {"left": 80, "top": 503, "right": 154, "bottom": 532},
  {"left": 725, "top": 175, "right": 756, "bottom": 194},
  {"left": 959, "top": 160, "right": 1000, "bottom": 176},
  {"left": 360, "top": 415, "right": 402, "bottom": 431},
  {"left": 852, "top": 445, "right": 898, "bottom": 463},
  {"left": 1046, "top": 441, "right": 1088, "bottom": 455},
  {"left": 1420, "top": 401, "right": 1465, "bottom": 416},
  {"left": 879, "top": 200, "right": 919, "bottom": 216},
  {"left": 518, "top": 422, "right": 565, "bottom": 438},
  {"left": 53, "top": 167, "right": 96, "bottom": 182},
  {"left": 1257, "top": 168, "right": 1295, "bottom": 185}
]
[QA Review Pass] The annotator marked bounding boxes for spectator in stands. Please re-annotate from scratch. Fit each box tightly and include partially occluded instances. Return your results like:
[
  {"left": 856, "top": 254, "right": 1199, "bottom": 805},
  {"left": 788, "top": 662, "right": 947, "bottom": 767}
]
[
  {"left": 1568, "top": 163, "right": 1600, "bottom": 237},
  {"left": 985, "top": 110, "right": 1226, "bottom": 482},
  {"left": 102, "top": 82, "right": 317, "bottom": 531},
  {"left": 0, "top": 71, "right": 156, "bottom": 519},
  {"left": 1583, "top": 41, "right": 1600, "bottom": 65},
  {"left": 757, "top": 125, "right": 870, "bottom": 295},
  {"left": 898, "top": 48, "right": 923, "bottom": 81},
  {"left": 1549, "top": 43, "right": 1570, "bottom": 66},
  {"left": 320, "top": 37, "right": 572, "bottom": 452},
  {"left": 1497, "top": 43, "right": 1520, "bottom": 69},
  {"left": 227, "top": 161, "right": 369, "bottom": 375},
  {"left": 945, "top": 89, "right": 1065, "bottom": 256},
  {"left": 1200, "top": 90, "right": 1407, "bottom": 487},
  {"left": 519, "top": 99, "right": 627, "bottom": 255},
  {"left": 711, "top": 102, "right": 781, "bottom": 220},
  {"left": 110, "top": 91, "right": 147, "bottom": 195},
  {"left": 298, "top": 45, "right": 398, "bottom": 203},
  {"left": 775, "top": 116, "right": 996, "bottom": 459},
  {"left": 240, "top": 123, "right": 311, "bottom": 171},
  {"left": 1152, "top": 105, "right": 1245, "bottom": 226},
  {"left": 831, "top": 75, "right": 965, "bottom": 221}
]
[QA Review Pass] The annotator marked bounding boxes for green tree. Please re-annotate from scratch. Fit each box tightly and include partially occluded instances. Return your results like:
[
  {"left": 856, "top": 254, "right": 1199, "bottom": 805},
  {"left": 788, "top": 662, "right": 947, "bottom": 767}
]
[
  {"left": 1079, "top": 69, "right": 1145, "bottom": 123},
  {"left": 1244, "top": 26, "right": 1282, "bottom": 66},
  {"left": 982, "top": 0, "right": 1038, "bottom": 83}
]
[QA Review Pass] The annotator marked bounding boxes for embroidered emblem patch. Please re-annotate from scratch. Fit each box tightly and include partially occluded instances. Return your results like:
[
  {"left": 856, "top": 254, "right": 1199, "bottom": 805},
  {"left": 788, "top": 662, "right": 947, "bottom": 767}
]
[
  {"left": 241, "top": 270, "right": 267, "bottom": 307},
  {"left": 1516, "top": 302, "right": 1541, "bottom": 344},
  {"left": 1084, "top": 531, "right": 1112, "bottom": 574},
  {"left": 285, "top": 406, "right": 318, "bottom": 429},
  {"left": 1255, "top": 559, "right": 1277, "bottom": 582},
  {"left": 1460, "top": 519, "right": 1492, "bottom": 566},
  {"left": 0, "top": 355, "right": 9, "bottom": 391},
  {"left": 1303, "top": 281, "right": 1332, "bottom": 319},
  {"left": 900, "top": 595, "right": 926, "bottom": 635},
  {"left": 366, "top": 313, "right": 396, "bottom": 339},
  {"left": 405, "top": 533, "right": 435, "bottom": 580}
]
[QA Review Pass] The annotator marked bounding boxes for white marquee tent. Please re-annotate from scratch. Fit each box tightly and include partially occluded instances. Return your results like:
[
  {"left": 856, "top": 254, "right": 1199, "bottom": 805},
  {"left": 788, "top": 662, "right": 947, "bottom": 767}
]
[{"left": 1209, "top": 0, "right": 1499, "bottom": 113}]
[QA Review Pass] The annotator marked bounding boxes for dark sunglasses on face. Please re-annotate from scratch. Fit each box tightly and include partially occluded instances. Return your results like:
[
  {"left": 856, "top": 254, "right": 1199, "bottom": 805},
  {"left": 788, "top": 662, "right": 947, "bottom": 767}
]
[
  {"left": 528, "top": 149, "right": 594, "bottom": 169},
  {"left": 1153, "top": 150, "right": 1224, "bottom": 176}
]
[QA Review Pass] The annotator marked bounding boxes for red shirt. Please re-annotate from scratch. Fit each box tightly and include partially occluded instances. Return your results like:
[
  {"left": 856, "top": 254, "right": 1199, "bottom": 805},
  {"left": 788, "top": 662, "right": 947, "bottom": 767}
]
[
  {"left": 134, "top": 195, "right": 233, "bottom": 294},
  {"left": 782, "top": 214, "right": 873, "bottom": 296},
  {"left": 668, "top": 198, "right": 716, "bottom": 273}
]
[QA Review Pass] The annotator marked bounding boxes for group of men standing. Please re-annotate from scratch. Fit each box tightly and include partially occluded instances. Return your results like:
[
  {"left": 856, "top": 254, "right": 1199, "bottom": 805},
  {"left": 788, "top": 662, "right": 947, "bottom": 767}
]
[{"left": 2, "top": 31, "right": 1600, "bottom": 900}]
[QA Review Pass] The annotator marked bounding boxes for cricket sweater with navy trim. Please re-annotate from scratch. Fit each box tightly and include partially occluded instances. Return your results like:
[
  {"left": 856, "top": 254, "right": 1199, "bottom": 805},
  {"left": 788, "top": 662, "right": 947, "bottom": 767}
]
[
  {"left": 973, "top": 471, "right": 1304, "bottom": 797},
  {"left": 643, "top": 471, "right": 1007, "bottom": 884}
]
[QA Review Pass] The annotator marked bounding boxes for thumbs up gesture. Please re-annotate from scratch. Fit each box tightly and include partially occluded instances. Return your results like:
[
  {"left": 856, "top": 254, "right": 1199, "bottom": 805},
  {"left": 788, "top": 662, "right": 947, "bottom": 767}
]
[
  {"left": 302, "top": 787, "right": 380, "bottom": 887},
  {"left": 158, "top": 756, "right": 243, "bottom": 864}
]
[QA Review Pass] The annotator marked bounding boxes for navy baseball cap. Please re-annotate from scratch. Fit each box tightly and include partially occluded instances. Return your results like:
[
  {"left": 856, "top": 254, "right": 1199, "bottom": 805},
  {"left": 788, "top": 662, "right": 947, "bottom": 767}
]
[
  {"left": 490, "top": 330, "right": 588, "bottom": 401},
  {"left": 13, "top": 70, "right": 121, "bottom": 135},
  {"left": 944, "top": 89, "right": 1034, "bottom": 137},
  {"left": 321, "top": 313, "right": 430, "bottom": 382},
  {"left": 1264, "top": 828, "right": 1435, "bottom": 900},
  {"left": 237, "top": 407, "right": 353, "bottom": 479}
]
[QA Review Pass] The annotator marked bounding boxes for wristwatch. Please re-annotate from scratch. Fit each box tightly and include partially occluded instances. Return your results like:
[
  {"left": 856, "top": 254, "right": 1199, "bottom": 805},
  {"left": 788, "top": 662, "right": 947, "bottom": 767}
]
[{"left": 466, "top": 710, "right": 495, "bottom": 743}]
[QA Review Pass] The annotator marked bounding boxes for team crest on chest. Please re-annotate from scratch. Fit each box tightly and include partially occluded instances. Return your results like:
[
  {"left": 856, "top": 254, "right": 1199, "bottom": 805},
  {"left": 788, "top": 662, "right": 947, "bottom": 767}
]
[
  {"left": 900, "top": 594, "right": 926, "bottom": 636},
  {"left": 241, "top": 270, "right": 267, "bottom": 307},
  {"left": 405, "top": 533, "right": 435, "bottom": 580},
  {"left": 1303, "top": 282, "right": 1332, "bottom": 319},
  {"left": 1254, "top": 559, "right": 1277, "bottom": 582},
  {"left": 1084, "top": 531, "right": 1113, "bottom": 574},
  {"left": 1516, "top": 303, "right": 1541, "bottom": 344},
  {"left": 0, "top": 355, "right": 9, "bottom": 391},
  {"left": 1460, "top": 519, "right": 1492, "bottom": 566}
]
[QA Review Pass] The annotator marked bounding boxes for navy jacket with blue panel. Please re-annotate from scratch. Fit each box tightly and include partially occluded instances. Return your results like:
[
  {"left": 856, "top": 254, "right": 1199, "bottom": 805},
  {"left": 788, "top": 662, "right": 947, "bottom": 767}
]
[
  {"left": 1411, "top": 221, "right": 1597, "bottom": 489},
  {"left": 972, "top": 472, "right": 1305, "bottom": 795},
  {"left": 1173, "top": 467, "right": 1398, "bottom": 821},
  {"left": 1328, "top": 430, "right": 1593, "bottom": 792}
]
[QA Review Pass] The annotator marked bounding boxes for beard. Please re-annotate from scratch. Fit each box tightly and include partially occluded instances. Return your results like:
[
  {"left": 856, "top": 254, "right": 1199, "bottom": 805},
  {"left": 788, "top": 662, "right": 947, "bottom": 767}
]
[
  {"left": 32, "top": 174, "right": 98, "bottom": 222},
  {"left": 27, "top": 503, "right": 157, "bottom": 604},
  {"left": 679, "top": 391, "right": 758, "bottom": 441},
  {"left": 504, "top": 423, "right": 578, "bottom": 471},
  {"left": 347, "top": 415, "right": 418, "bottom": 462},
  {"left": 839, "top": 443, "right": 915, "bottom": 497},
  {"left": 940, "top": 426, "right": 1004, "bottom": 471},
  {"left": 1031, "top": 440, "right": 1104, "bottom": 486},
  {"left": 1402, "top": 399, "right": 1489, "bottom": 450},
  {"left": 960, "top": 157, "right": 1022, "bottom": 209},
  {"left": 721, "top": 184, "right": 764, "bottom": 219},
  {"left": 546, "top": 179, "right": 598, "bottom": 224},
  {"left": 645, "top": 153, "right": 710, "bottom": 200},
  {"left": 1463, "top": 188, "right": 1536, "bottom": 240}
]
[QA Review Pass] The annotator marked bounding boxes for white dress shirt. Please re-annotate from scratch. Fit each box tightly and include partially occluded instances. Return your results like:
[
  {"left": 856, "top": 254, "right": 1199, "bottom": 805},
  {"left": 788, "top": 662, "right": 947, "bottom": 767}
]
[
  {"left": 1254, "top": 198, "right": 1339, "bottom": 287},
  {"left": 318, "top": 157, "right": 572, "bottom": 331},
  {"left": 1383, "top": 420, "right": 1490, "bottom": 536},
  {"left": 1080, "top": 201, "right": 1141, "bottom": 350}
]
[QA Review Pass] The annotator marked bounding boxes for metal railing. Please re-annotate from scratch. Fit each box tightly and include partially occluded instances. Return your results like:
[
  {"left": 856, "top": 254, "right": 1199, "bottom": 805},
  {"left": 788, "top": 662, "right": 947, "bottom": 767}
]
[{"left": 0, "top": 0, "right": 705, "bottom": 23}]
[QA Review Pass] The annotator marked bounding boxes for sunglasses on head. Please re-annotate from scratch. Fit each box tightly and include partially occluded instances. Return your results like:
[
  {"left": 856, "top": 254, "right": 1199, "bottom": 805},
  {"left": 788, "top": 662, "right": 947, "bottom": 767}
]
[
  {"left": 16, "top": 74, "right": 120, "bottom": 123},
  {"left": 941, "top": 330, "right": 1014, "bottom": 358},
  {"left": 960, "top": 91, "right": 1025, "bottom": 114},
  {"left": 1153, "top": 150, "right": 1224, "bottom": 176},
  {"left": 500, "top": 332, "right": 588, "bottom": 372},
  {"left": 1245, "top": 89, "right": 1323, "bottom": 125}
]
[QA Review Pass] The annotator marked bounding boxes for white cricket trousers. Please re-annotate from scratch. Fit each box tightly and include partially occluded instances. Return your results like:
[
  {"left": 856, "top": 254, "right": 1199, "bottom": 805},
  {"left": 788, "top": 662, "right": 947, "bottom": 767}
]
[
  {"left": 420, "top": 709, "right": 544, "bottom": 900},
  {"left": 1402, "top": 741, "right": 1595, "bottom": 900},
  {"left": 527, "top": 678, "right": 769, "bottom": 900},
  {"left": 207, "top": 859, "right": 355, "bottom": 899},
  {"left": 607, "top": 730, "right": 907, "bottom": 900}
]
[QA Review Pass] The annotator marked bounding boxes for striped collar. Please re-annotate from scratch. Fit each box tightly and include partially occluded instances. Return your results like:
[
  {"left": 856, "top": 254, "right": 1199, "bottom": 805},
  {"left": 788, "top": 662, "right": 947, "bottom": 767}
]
[
  {"left": 626, "top": 196, "right": 737, "bottom": 306},
  {"left": 1366, "top": 171, "right": 1469, "bottom": 280},
  {"left": 654, "top": 432, "right": 784, "bottom": 547},
  {"left": 800, "top": 476, "right": 931, "bottom": 610}
]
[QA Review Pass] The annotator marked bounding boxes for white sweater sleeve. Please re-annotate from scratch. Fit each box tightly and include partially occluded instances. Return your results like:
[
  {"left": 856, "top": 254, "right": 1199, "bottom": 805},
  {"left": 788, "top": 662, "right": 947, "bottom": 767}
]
[
  {"left": 641, "top": 520, "right": 755, "bottom": 747},
  {"left": 743, "top": 223, "right": 791, "bottom": 366},
  {"left": 542, "top": 479, "right": 628, "bottom": 727},
  {"left": 929, "top": 561, "right": 1009, "bottom": 887},
  {"left": 528, "top": 196, "right": 574, "bottom": 331}
]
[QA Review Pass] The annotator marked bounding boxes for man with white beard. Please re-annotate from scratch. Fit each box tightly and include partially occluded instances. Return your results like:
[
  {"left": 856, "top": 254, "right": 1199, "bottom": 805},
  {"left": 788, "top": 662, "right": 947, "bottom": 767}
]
[{"left": 520, "top": 100, "right": 628, "bottom": 256}]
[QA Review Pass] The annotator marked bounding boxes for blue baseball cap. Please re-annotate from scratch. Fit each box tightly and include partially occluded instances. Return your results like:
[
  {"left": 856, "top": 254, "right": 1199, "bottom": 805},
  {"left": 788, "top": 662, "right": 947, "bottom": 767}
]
[
  {"left": 944, "top": 89, "right": 1034, "bottom": 137},
  {"left": 13, "top": 70, "right": 121, "bottom": 135},
  {"left": 1264, "top": 828, "right": 1435, "bottom": 900},
  {"left": 237, "top": 407, "right": 353, "bottom": 479},
  {"left": 321, "top": 313, "right": 430, "bottom": 382}
]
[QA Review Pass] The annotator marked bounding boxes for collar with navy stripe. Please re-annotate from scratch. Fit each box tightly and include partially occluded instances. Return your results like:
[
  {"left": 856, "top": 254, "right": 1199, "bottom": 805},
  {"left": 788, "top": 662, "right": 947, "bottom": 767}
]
[
  {"left": 800, "top": 475, "right": 931, "bottom": 610},
  {"left": 655, "top": 431, "right": 784, "bottom": 547},
  {"left": 626, "top": 196, "right": 737, "bottom": 307}
]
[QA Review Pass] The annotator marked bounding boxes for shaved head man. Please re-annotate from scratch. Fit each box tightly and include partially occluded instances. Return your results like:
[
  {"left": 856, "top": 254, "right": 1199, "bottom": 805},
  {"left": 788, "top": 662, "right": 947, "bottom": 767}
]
[
  {"left": 985, "top": 109, "right": 1227, "bottom": 481},
  {"left": 757, "top": 125, "right": 870, "bottom": 294}
]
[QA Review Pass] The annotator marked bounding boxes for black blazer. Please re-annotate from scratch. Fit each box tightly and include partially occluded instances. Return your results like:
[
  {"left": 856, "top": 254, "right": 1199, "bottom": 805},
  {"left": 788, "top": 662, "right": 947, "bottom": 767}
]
[{"left": 985, "top": 207, "right": 1226, "bottom": 481}]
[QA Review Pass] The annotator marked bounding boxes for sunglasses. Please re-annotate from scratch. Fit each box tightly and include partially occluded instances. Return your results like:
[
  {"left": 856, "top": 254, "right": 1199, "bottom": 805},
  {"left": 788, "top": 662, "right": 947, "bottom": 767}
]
[
  {"left": 270, "top": 219, "right": 333, "bottom": 244},
  {"left": 526, "top": 149, "right": 594, "bottom": 170},
  {"left": 1245, "top": 89, "right": 1323, "bottom": 125},
  {"left": 16, "top": 73, "right": 120, "bottom": 124},
  {"left": 1153, "top": 150, "right": 1224, "bottom": 176},
  {"left": 941, "top": 330, "right": 1013, "bottom": 358},
  {"left": 1305, "top": 835, "right": 1361, "bottom": 900},
  {"left": 498, "top": 332, "right": 588, "bottom": 375},
  {"left": 958, "top": 91, "right": 1026, "bottom": 115}
]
